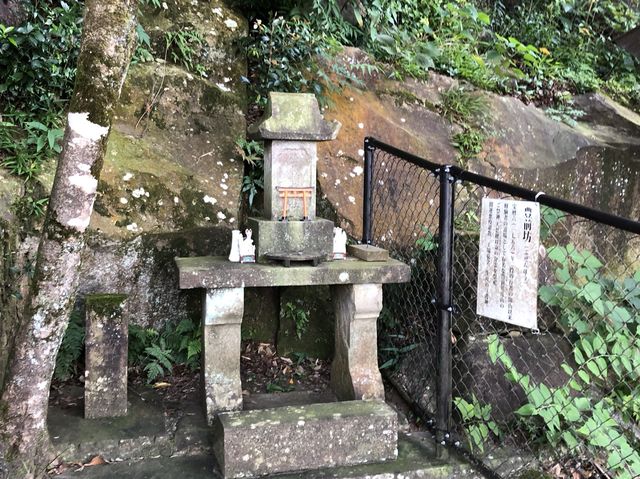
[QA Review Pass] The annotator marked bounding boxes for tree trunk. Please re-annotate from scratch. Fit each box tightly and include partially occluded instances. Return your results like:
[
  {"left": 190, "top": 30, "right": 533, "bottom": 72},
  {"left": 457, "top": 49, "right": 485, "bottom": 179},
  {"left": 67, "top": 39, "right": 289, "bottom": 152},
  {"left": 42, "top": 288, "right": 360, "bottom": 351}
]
[{"left": 0, "top": 2, "right": 137, "bottom": 477}]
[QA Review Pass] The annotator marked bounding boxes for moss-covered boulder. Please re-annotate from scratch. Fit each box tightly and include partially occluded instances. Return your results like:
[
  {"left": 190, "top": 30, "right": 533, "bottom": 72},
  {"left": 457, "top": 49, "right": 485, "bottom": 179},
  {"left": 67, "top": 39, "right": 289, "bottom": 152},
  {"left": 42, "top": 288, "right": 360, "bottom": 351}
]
[{"left": 75, "top": 0, "right": 248, "bottom": 327}]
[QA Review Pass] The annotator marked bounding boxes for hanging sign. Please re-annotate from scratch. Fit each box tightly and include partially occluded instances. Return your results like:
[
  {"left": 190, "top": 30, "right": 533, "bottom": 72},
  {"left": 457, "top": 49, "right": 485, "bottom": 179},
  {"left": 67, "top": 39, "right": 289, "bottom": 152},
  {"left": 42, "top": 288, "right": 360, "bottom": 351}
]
[{"left": 476, "top": 198, "right": 540, "bottom": 329}]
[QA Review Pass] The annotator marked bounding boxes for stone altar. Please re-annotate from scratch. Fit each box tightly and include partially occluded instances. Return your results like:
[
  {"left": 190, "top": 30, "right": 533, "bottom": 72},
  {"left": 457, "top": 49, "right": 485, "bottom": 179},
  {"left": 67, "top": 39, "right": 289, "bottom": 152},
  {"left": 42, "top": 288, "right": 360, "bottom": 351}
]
[
  {"left": 176, "top": 257, "right": 410, "bottom": 423},
  {"left": 175, "top": 92, "right": 411, "bottom": 424}
]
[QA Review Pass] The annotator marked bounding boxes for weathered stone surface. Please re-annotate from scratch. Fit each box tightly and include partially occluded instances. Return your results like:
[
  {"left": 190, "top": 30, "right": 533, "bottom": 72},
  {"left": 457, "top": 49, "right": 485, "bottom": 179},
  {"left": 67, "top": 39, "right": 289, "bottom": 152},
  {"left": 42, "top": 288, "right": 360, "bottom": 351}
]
[
  {"left": 50, "top": 383, "right": 208, "bottom": 463},
  {"left": 347, "top": 244, "right": 389, "bottom": 262},
  {"left": 176, "top": 256, "right": 411, "bottom": 289},
  {"left": 331, "top": 284, "right": 385, "bottom": 401},
  {"left": 277, "top": 285, "right": 335, "bottom": 360},
  {"left": 202, "top": 288, "right": 244, "bottom": 423},
  {"left": 242, "top": 288, "right": 279, "bottom": 343},
  {"left": 54, "top": 433, "right": 486, "bottom": 478},
  {"left": 315, "top": 48, "right": 640, "bottom": 241},
  {"left": 616, "top": 26, "right": 640, "bottom": 59},
  {"left": 249, "top": 92, "right": 341, "bottom": 141},
  {"left": 263, "top": 141, "right": 318, "bottom": 220},
  {"left": 453, "top": 333, "right": 573, "bottom": 422},
  {"left": 94, "top": 62, "right": 244, "bottom": 237},
  {"left": 248, "top": 217, "right": 333, "bottom": 262},
  {"left": 84, "top": 294, "right": 129, "bottom": 419},
  {"left": 79, "top": 227, "right": 230, "bottom": 329},
  {"left": 213, "top": 400, "right": 397, "bottom": 478}
]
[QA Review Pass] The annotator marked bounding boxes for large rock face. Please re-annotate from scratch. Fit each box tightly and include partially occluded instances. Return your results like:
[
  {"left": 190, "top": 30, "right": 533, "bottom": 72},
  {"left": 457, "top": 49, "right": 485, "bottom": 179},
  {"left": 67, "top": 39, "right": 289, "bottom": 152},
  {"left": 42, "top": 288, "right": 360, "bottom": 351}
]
[
  {"left": 317, "top": 48, "right": 640, "bottom": 240},
  {"left": 78, "top": 0, "right": 247, "bottom": 328},
  {"left": 0, "top": 3, "right": 246, "bottom": 335}
]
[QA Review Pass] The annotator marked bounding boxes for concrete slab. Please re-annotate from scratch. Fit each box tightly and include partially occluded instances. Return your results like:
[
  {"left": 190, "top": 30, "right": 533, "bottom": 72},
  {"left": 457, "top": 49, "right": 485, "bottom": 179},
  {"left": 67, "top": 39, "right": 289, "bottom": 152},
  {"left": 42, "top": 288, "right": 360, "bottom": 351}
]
[
  {"left": 48, "top": 384, "right": 208, "bottom": 463},
  {"left": 55, "top": 433, "right": 482, "bottom": 479},
  {"left": 213, "top": 400, "right": 397, "bottom": 478},
  {"left": 176, "top": 256, "right": 410, "bottom": 289}
]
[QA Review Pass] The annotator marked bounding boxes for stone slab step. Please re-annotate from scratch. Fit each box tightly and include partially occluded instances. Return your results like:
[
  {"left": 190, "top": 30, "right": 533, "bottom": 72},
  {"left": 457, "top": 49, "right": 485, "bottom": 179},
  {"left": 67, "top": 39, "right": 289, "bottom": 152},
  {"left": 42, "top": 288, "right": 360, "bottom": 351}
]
[
  {"left": 56, "top": 433, "right": 485, "bottom": 479},
  {"left": 213, "top": 400, "right": 398, "bottom": 478}
]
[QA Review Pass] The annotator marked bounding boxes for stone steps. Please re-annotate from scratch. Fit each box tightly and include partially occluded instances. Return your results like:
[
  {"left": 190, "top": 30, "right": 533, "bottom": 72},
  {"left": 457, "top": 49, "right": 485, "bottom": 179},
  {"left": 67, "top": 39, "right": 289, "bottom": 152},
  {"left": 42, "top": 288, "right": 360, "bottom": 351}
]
[
  {"left": 57, "top": 433, "right": 483, "bottom": 479},
  {"left": 213, "top": 400, "right": 398, "bottom": 478}
]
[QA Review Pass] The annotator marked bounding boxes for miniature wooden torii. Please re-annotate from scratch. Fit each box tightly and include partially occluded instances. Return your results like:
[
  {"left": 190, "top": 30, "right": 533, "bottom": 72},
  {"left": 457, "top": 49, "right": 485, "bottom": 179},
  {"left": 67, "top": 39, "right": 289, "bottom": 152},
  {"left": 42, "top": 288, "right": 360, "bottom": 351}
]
[{"left": 276, "top": 186, "right": 314, "bottom": 220}]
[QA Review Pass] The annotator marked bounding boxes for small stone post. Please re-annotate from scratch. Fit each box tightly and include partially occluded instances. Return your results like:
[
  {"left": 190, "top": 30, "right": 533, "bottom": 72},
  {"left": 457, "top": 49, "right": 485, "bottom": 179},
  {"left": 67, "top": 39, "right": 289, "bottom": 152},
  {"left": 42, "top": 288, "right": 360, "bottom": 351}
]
[
  {"left": 330, "top": 283, "right": 385, "bottom": 401},
  {"left": 84, "top": 294, "right": 129, "bottom": 419},
  {"left": 202, "top": 288, "right": 244, "bottom": 424}
]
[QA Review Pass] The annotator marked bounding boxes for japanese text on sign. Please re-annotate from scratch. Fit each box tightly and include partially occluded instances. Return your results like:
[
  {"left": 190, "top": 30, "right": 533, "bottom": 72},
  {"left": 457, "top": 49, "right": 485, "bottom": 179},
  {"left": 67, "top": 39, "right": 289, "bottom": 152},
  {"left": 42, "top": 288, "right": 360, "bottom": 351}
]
[{"left": 476, "top": 198, "right": 540, "bottom": 329}]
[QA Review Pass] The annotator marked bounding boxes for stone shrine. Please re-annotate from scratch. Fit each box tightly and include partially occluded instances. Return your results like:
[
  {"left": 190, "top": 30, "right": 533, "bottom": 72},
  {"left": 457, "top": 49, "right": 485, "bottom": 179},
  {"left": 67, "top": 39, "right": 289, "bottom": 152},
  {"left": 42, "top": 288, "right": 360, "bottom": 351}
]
[
  {"left": 247, "top": 92, "right": 339, "bottom": 263},
  {"left": 175, "top": 92, "right": 411, "bottom": 478}
]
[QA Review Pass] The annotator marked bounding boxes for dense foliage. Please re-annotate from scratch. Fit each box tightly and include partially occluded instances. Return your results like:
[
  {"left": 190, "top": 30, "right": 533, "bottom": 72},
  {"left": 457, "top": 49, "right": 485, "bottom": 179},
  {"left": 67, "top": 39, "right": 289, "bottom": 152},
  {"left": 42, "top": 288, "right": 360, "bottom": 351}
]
[
  {"left": 233, "top": 0, "right": 640, "bottom": 111},
  {"left": 0, "top": 1, "right": 83, "bottom": 185}
]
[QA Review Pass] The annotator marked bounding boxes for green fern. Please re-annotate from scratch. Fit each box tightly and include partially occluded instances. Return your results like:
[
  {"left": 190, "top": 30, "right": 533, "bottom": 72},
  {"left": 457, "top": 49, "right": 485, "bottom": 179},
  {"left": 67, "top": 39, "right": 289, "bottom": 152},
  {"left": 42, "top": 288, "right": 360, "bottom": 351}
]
[
  {"left": 142, "top": 339, "right": 174, "bottom": 383},
  {"left": 54, "top": 311, "right": 85, "bottom": 381}
]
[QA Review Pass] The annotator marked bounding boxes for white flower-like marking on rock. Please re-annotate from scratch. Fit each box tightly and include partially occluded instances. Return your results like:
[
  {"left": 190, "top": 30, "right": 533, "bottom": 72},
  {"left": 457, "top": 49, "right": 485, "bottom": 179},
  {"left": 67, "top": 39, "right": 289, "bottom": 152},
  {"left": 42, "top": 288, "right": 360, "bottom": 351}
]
[
  {"left": 119, "top": 197, "right": 128, "bottom": 205},
  {"left": 203, "top": 195, "right": 217, "bottom": 205},
  {"left": 216, "top": 83, "right": 231, "bottom": 92},
  {"left": 353, "top": 166, "right": 363, "bottom": 176},
  {"left": 358, "top": 122, "right": 364, "bottom": 129},
  {"left": 224, "top": 19, "right": 238, "bottom": 29},
  {"left": 217, "top": 211, "right": 226, "bottom": 220},
  {"left": 174, "top": 196, "right": 180, "bottom": 204},
  {"left": 122, "top": 172, "right": 133, "bottom": 181},
  {"left": 358, "top": 149, "right": 365, "bottom": 157},
  {"left": 348, "top": 195, "right": 356, "bottom": 204},
  {"left": 131, "top": 187, "right": 148, "bottom": 199},
  {"left": 126, "top": 223, "right": 139, "bottom": 232},
  {"left": 212, "top": 7, "right": 223, "bottom": 16},
  {"left": 339, "top": 272, "right": 349, "bottom": 282}
]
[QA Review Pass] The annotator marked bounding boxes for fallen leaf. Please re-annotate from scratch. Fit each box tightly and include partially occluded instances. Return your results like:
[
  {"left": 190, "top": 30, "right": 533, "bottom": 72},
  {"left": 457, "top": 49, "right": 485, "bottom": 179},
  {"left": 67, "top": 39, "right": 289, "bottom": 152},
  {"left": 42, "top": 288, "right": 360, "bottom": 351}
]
[
  {"left": 153, "top": 382, "right": 171, "bottom": 389},
  {"left": 86, "top": 456, "right": 107, "bottom": 466}
]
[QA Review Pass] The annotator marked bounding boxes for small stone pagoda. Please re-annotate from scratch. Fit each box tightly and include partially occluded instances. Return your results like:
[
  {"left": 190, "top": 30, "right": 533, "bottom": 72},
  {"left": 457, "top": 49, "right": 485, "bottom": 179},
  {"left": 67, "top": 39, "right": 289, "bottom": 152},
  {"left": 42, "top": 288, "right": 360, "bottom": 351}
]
[
  {"left": 247, "top": 92, "right": 340, "bottom": 264},
  {"left": 175, "top": 92, "right": 411, "bottom": 478}
]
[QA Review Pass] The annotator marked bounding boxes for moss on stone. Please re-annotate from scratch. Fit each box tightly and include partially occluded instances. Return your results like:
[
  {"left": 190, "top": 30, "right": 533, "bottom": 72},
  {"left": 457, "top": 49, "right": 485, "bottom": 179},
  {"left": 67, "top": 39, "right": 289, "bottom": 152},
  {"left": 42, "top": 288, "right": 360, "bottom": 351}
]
[{"left": 85, "top": 294, "right": 128, "bottom": 317}]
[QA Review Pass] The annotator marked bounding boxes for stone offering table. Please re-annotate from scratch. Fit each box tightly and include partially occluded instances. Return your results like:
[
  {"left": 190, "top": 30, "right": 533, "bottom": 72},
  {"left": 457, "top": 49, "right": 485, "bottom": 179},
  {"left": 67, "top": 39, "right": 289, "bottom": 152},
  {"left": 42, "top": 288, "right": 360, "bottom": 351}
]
[{"left": 175, "top": 256, "right": 410, "bottom": 424}]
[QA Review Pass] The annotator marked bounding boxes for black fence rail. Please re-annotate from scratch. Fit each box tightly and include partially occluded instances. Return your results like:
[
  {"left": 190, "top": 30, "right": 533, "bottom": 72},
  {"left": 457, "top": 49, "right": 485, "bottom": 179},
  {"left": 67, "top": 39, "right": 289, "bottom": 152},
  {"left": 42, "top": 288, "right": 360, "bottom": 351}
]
[{"left": 364, "top": 137, "right": 640, "bottom": 479}]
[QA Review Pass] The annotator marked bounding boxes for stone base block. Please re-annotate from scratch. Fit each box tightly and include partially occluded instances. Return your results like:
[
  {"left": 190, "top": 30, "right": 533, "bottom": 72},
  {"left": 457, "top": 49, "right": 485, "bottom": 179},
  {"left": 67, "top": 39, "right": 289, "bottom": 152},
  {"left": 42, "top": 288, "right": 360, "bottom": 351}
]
[
  {"left": 213, "top": 400, "right": 398, "bottom": 478},
  {"left": 247, "top": 217, "right": 333, "bottom": 263},
  {"left": 347, "top": 244, "right": 389, "bottom": 262}
]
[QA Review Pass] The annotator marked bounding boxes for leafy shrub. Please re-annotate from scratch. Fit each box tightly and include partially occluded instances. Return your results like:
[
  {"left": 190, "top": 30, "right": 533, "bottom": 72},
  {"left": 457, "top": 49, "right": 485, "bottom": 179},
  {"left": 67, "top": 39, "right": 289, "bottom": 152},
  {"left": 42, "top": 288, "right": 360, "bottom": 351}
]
[
  {"left": 440, "top": 86, "right": 488, "bottom": 125},
  {"left": 0, "top": 1, "right": 83, "bottom": 115},
  {"left": 282, "top": 301, "right": 310, "bottom": 339},
  {"left": 452, "top": 129, "right": 485, "bottom": 158},
  {"left": 129, "top": 318, "right": 202, "bottom": 383}
]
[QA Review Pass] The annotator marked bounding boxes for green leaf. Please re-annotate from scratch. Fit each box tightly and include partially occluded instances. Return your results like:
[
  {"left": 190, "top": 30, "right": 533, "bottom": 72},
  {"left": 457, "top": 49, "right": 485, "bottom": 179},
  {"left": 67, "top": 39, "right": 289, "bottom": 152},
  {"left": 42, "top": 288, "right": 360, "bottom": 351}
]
[
  {"left": 562, "top": 431, "right": 579, "bottom": 450},
  {"left": 577, "top": 370, "right": 590, "bottom": 384},
  {"left": 515, "top": 403, "right": 535, "bottom": 416},
  {"left": 580, "top": 282, "right": 602, "bottom": 303},
  {"left": 547, "top": 246, "right": 567, "bottom": 265},
  {"left": 477, "top": 12, "right": 490, "bottom": 24}
]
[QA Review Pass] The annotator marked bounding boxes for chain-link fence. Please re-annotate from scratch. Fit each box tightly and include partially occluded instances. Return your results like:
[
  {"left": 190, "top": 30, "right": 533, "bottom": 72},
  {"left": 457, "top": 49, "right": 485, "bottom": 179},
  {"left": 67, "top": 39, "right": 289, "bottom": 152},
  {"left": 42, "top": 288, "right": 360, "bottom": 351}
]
[{"left": 364, "top": 137, "right": 640, "bottom": 479}]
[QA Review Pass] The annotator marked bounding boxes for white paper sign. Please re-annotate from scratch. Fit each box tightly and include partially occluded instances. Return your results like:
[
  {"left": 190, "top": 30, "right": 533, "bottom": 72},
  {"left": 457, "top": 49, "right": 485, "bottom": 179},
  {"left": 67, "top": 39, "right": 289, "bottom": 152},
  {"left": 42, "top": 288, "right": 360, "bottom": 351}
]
[{"left": 476, "top": 198, "right": 540, "bottom": 329}]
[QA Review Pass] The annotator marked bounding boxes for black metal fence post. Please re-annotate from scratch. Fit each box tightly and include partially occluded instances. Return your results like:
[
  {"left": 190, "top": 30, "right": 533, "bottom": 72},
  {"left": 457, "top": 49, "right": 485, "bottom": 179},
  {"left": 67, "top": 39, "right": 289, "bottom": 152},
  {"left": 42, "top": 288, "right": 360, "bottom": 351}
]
[
  {"left": 362, "top": 137, "right": 374, "bottom": 244},
  {"left": 436, "top": 165, "right": 455, "bottom": 458}
]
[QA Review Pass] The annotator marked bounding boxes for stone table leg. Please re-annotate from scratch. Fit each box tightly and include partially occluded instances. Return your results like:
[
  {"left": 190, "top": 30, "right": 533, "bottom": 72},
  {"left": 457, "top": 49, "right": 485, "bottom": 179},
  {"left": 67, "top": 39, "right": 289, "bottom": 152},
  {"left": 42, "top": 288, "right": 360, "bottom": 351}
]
[
  {"left": 330, "top": 283, "right": 385, "bottom": 401},
  {"left": 202, "top": 287, "right": 244, "bottom": 425}
]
